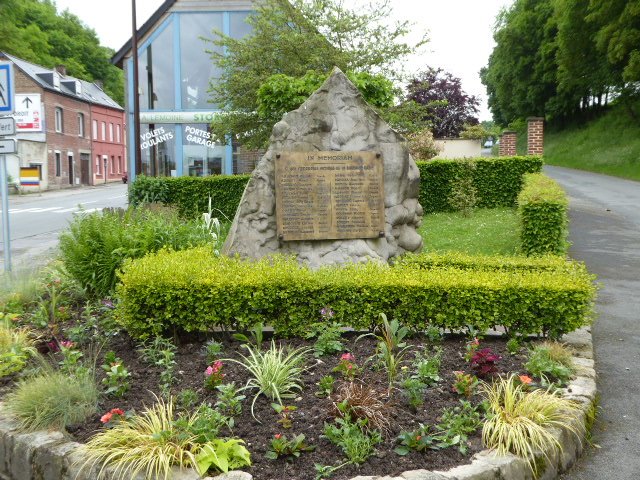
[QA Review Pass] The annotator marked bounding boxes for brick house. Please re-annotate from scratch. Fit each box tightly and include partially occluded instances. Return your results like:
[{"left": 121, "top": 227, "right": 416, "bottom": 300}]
[{"left": 0, "top": 52, "right": 125, "bottom": 190}]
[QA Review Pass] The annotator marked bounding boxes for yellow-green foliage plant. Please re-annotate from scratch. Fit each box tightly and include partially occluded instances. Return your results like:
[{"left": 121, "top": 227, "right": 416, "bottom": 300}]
[
  {"left": 115, "top": 248, "right": 595, "bottom": 340},
  {"left": 80, "top": 397, "right": 199, "bottom": 480},
  {"left": 5, "top": 370, "right": 98, "bottom": 431},
  {"left": 0, "top": 319, "right": 39, "bottom": 377},
  {"left": 482, "top": 375, "right": 583, "bottom": 474}
]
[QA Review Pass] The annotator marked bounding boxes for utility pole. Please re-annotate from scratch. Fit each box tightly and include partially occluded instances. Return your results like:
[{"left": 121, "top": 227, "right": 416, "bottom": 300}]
[{"left": 131, "top": 0, "right": 142, "bottom": 178}]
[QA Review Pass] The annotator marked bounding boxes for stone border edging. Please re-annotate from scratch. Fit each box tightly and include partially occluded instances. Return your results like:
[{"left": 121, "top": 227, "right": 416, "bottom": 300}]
[{"left": 0, "top": 327, "right": 596, "bottom": 480}]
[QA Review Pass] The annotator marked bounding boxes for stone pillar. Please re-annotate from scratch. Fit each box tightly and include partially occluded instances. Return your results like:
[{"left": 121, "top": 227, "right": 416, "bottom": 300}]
[
  {"left": 499, "top": 130, "right": 517, "bottom": 156},
  {"left": 527, "top": 117, "right": 544, "bottom": 155}
]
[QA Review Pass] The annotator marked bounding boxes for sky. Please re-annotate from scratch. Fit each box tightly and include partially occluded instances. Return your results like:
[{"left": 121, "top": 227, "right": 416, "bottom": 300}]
[{"left": 52, "top": 0, "right": 513, "bottom": 120}]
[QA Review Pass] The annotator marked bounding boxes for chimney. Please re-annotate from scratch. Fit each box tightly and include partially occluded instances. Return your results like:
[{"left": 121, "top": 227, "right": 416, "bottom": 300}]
[
  {"left": 55, "top": 65, "right": 67, "bottom": 76},
  {"left": 499, "top": 130, "right": 517, "bottom": 156},
  {"left": 527, "top": 117, "right": 544, "bottom": 155}
]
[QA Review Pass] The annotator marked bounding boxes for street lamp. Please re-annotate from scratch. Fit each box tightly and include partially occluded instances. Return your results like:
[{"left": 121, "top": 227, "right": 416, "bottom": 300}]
[{"left": 131, "top": 0, "right": 142, "bottom": 178}]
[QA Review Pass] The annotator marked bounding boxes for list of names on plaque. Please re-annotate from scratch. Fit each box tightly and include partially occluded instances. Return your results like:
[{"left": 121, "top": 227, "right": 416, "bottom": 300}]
[{"left": 275, "top": 151, "right": 385, "bottom": 241}]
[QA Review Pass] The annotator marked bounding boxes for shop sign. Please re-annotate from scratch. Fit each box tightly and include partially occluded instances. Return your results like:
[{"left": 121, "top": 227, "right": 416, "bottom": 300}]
[
  {"left": 140, "top": 127, "right": 174, "bottom": 150},
  {"left": 139, "top": 111, "right": 223, "bottom": 124},
  {"left": 184, "top": 125, "right": 220, "bottom": 147}
]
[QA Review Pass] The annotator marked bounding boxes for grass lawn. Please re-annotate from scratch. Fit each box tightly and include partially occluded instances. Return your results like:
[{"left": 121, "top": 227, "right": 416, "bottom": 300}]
[{"left": 419, "top": 207, "right": 520, "bottom": 256}]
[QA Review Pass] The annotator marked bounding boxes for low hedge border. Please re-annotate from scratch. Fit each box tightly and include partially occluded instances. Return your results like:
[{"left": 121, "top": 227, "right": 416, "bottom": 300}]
[
  {"left": 517, "top": 173, "right": 569, "bottom": 256},
  {"left": 0, "top": 327, "right": 597, "bottom": 480},
  {"left": 127, "top": 156, "right": 543, "bottom": 219},
  {"left": 416, "top": 156, "right": 543, "bottom": 213},
  {"left": 115, "top": 248, "right": 595, "bottom": 340}
]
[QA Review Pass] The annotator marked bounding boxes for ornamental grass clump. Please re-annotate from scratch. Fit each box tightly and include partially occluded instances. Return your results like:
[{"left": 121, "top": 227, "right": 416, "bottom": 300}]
[
  {"left": 227, "top": 340, "right": 309, "bottom": 419},
  {"left": 5, "top": 370, "right": 98, "bottom": 430},
  {"left": 482, "top": 375, "right": 582, "bottom": 474},
  {"left": 80, "top": 396, "right": 199, "bottom": 480}
]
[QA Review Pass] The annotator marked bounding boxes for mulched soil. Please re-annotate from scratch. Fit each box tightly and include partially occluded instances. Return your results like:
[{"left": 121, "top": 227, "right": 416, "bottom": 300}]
[{"left": 56, "top": 330, "right": 528, "bottom": 480}]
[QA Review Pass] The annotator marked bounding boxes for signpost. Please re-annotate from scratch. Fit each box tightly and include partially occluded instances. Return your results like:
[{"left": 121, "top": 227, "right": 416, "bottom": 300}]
[{"left": 0, "top": 61, "right": 14, "bottom": 272}]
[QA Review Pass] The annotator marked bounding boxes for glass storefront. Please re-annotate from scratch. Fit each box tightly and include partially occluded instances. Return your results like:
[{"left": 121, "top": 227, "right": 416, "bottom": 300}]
[{"left": 127, "top": 9, "right": 253, "bottom": 180}]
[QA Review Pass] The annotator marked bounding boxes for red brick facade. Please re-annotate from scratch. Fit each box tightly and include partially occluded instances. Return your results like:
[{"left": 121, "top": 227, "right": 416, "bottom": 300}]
[
  {"left": 527, "top": 117, "right": 544, "bottom": 156},
  {"left": 90, "top": 105, "right": 126, "bottom": 185},
  {"left": 499, "top": 130, "right": 517, "bottom": 156}
]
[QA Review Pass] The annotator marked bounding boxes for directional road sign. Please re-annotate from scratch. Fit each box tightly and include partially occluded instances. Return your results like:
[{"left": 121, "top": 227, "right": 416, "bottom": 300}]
[
  {"left": 0, "top": 117, "right": 15, "bottom": 136},
  {"left": 0, "top": 62, "right": 14, "bottom": 115},
  {"left": 14, "top": 94, "right": 42, "bottom": 132},
  {"left": 0, "top": 139, "right": 16, "bottom": 154}
]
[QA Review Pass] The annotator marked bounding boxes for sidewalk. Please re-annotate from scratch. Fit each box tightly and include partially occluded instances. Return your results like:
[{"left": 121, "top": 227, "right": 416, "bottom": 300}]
[
  {"left": 545, "top": 166, "right": 640, "bottom": 479},
  {"left": 5, "top": 181, "right": 126, "bottom": 206}
]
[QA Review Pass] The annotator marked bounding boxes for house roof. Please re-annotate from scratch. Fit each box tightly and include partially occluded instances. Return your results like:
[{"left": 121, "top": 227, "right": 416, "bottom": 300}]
[
  {"left": 111, "top": 0, "right": 175, "bottom": 68},
  {"left": 1, "top": 52, "right": 124, "bottom": 110}
]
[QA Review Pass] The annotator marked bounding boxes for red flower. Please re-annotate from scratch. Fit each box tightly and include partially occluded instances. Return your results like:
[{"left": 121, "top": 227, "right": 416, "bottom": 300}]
[
  {"left": 100, "top": 412, "right": 113, "bottom": 424},
  {"left": 111, "top": 408, "right": 125, "bottom": 416},
  {"left": 274, "top": 434, "right": 282, "bottom": 440},
  {"left": 519, "top": 375, "right": 533, "bottom": 385}
]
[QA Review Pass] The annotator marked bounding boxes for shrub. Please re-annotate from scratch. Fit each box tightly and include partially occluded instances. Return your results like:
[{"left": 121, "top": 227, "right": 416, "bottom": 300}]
[
  {"left": 129, "top": 175, "right": 251, "bottom": 220},
  {"left": 6, "top": 370, "right": 98, "bottom": 430},
  {"left": 482, "top": 375, "right": 582, "bottom": 474},
  {"left": 416, "top": 155, "right": 543, "bottom": 213},
  {"left": 115, "top": 248, "right": 595, "bottom": 340},
  {"left": 59, "top": 208, "right": 212, "bottom": 298},
  {"left": 407, "top": 129, "right": 440, "bottom": 160},
  {"left": 518, "top": 173, "right": 569, "bottom": 256}
]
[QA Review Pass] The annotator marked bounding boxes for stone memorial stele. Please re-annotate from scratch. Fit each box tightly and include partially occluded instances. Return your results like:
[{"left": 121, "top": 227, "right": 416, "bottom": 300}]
[{"left": 223, "top": 67, "right": 423, "bottom": 268}]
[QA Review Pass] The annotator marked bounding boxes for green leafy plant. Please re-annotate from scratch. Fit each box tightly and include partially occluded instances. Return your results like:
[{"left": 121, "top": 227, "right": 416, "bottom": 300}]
[
  {"left": 525, "top": 342, "right": 575, "bottom": 386},
  {"left": 313, "top": 323, "right": 344, "bottom": 358},
  {"left": 138, "top": 337, "right": 177, "bottom": 365},
  {"left": 332, "top": 352, "right": 360, "bottom": 380},
  {"left": 150, "top": 347, "right": 177, "bottom": 397},
  {"left": 226, "top": 341, "right": 309, "bottom": 419},
  {"left": 173, "top": 403, "right": 234, "bottom": 444},
  {"left": 101, "top": 351, "right": 131, "bottom": 398},
  {"left": 315, "top": 375, "right": 335, "bottom": 398},
  {"left": 0, "top": 320, "right": 38, "bottom": 377},
  {"left": 271, "top": 403, "right": 297, "bottom": 429},
  {"left": 412, "top": 347, "right": 442, "bottom": 386},
  {"left": 482, "top": 375, "right": 583, "bottom": 474},
  {"left": 194, "top": 438, "right": 251, "bottom": 474},
  {"left": 266, "top": 433, "right": 315, "bottom": 461},
  {"left": 424, "top": 325, "right": 443, "bottom": 343},
  {"left": 400, "top": 377, "right": 426, "bottom": 411},
  {"left": 452, "top": 371, "right": 479, "bottom": 398},
  {"left": 364, "top": 313, "right": 412, "bottom": 389},
  {"left": 323, "top": 415, "right": 382, "bottom": 465},
  {"left": 176, "top": 389, "right": 200, "bottom": 411},
  {"left": 204, "top": 339, "right": 224, "bottom": 362},
  {"left": 215, "top": 382, "right": 245, "bottom": 417},
  {"left": 506, "top": 337, "right": 522, "bottom": 355},
  {"left": 233, "top": 322, "right": 265, "bottom": 350},
  {"left": 437, "top": 400, "right": 483, "bottom": 454},
  {"left": 6, "top": 370, "right": 98, "bottom": 431}
]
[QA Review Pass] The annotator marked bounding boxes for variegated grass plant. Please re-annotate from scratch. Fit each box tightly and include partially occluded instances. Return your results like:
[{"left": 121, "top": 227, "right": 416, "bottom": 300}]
[
  {"left": 80, "top": 396, "right": 199, "bottom": 480},
  {"left": 226, "top": 340, "right": 310, "bottom": 419},
  {"left": 482, "top": 374, "right": 583, "bottom": 474}
]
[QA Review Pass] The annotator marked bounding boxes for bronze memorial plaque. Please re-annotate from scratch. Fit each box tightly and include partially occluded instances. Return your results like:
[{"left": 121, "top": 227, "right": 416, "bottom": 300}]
[{"left": 275, "top": 151, "right": 385, "bottom": 241}]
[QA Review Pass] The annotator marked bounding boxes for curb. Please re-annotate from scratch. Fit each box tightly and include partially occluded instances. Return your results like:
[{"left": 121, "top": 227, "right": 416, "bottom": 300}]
[{"left": 0, "top": 327, "right": 596, "bottom": 480}]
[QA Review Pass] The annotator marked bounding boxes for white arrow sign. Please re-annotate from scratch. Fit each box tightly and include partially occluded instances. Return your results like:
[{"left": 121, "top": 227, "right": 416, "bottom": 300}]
[
  {"left": 0, "top": 62, "right": 14, "bottom": 115},
  {"left": 0, "top": 139, "right": 16, "bottom": 154}
]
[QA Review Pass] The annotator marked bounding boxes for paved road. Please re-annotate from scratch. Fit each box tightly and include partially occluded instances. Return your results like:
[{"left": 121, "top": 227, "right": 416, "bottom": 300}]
[
  {"left": 545, "top": 166, "right": 640, "bottom": 479},
  {"left": 0, "top": 183, "right": 128, "bottom": 271}
]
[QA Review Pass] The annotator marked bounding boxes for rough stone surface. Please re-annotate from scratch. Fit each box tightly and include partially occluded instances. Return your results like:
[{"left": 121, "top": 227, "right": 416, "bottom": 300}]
[
  {"left": 210, "top": 472, "right": 253, "bottom": 480},
  {"left": 472, "top": 451, "right": 531, "bottom": 480},
  {"left": 9, "top": 431, "right": 64, "bottom": 480},
  {"left": 32, "top": 441, "right": 79, "bottom": 480},
  {"left": 562, "top": 376, "right": 597, "bottom": 399},
  {"left": 223, "top": 67, "right": 423, "bottom": 268},
  {"left": 401, "top": 470, "right": 450, "bottom": 480}
]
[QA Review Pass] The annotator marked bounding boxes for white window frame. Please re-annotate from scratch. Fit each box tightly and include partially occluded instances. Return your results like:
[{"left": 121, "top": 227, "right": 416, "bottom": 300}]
[
  {"left": 101, "top": 122, "right": 106, "bottom": 141},
  {"left": 54, "top": 108, "right": 63, "bottom": 133},
  {"left": 78, "top": 113, "right": 84, "bottom": 137},
  {"left": 116, "top": 124, "right": 121, "bottom": 144},
  {"left": 109, "top": 123, "right": 114, "bottom": 142},
  {"left": 92, "top": 120, "right": 98, "bottom": 140}
]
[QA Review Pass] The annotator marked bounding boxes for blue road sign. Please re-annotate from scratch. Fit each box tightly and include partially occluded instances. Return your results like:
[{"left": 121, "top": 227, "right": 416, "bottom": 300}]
[{"left": 0, "top": 62, "right": 15, "bottom": 115}]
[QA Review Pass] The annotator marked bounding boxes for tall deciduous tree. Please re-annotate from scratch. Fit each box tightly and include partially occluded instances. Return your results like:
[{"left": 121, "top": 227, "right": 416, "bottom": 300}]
[
  {"left": 405, "top": 68, "right": 480, "bottom": 138},
  {"left": 0, "top": 0, "right": 123, "bottom": 105},
  {"left": 208, "top": 0, "right": 427, "bottom": 148}
]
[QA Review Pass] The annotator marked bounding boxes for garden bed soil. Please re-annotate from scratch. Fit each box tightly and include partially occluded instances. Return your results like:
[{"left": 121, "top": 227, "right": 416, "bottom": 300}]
[{"left": 62, "top": 332, "right": 527, "bottom": 480}]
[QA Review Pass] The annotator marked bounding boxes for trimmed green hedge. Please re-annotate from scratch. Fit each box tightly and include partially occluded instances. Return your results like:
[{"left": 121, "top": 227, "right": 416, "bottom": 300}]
[
  {"left": 128, "top": 156, "right": 543, "bottom": 219},
  {"left": 115, "top": 248, "right": 595, "bottom": 340},
  {"left": 128, "top": 175, "right": 251, "bottom": 220},
  {"left": 416, "top": 156, "right": 543, "bottom": 213},
  {"left": 517, "top": 173, "right": 569, "bottom": 256}
]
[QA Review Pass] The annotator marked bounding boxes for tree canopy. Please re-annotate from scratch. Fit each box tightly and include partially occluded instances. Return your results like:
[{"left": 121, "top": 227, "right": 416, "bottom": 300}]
[
  {"left": 0, "top": 0, "right": 123, "bottom": 105},
  {"left": 208, "top": 0, "right": 427, "bottom": 148},
  {"left": 481, "top": 0, "right": 640, "bottom": 125}
]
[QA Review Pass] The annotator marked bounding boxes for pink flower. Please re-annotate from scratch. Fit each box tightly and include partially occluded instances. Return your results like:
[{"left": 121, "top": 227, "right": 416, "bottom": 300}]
[
  {"left": 340, "top": 353, "right": 355, "bottom": 362},
  {"left": 100, "top": 412, "right": 113, "bottom": 424},
  {"left": 60, "top": 340, "right": 75, "bottom": 349},
  {"left": 274, "top": 434, "right": 282, "bottom": 440},
  {"left": 205, "top": 366, "right": 214, "bottom": 376},
  {"left": 212, "top": 360, "right": 223, "bottom": 372}
]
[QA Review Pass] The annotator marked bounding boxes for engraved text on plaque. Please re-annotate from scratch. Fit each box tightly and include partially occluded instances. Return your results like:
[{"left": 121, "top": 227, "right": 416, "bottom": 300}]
[{"left": 275, "top": 151, "right": 385, "bottom": 241}]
